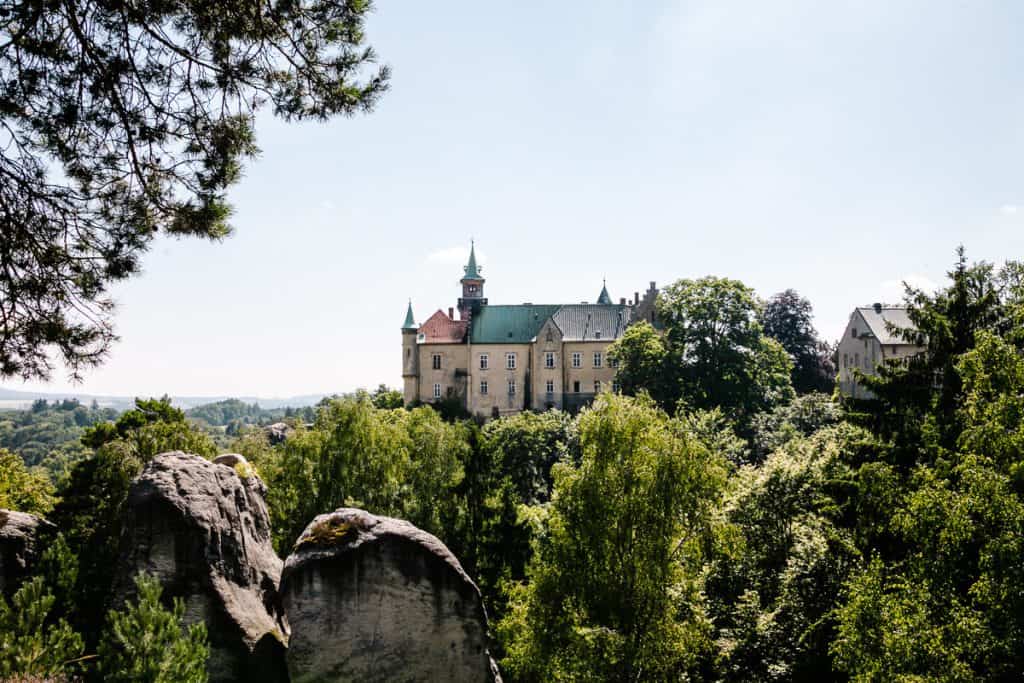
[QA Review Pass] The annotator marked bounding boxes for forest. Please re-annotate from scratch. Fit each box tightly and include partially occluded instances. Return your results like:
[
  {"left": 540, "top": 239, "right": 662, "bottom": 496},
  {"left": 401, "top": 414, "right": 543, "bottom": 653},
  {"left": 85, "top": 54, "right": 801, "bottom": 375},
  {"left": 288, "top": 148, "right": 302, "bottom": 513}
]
[{"left": 3, "top": 251, "right": 1023, "bottom": 681}]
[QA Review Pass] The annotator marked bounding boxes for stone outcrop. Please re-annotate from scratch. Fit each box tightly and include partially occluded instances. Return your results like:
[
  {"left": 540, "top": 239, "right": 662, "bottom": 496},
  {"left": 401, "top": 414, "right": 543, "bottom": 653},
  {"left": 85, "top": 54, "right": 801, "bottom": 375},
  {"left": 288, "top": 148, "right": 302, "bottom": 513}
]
[
  {"left": 281, "top": 508, "right": 501, "bottom": 683},
  {"left": 263, "top": 422, "right": 292, "bottom": 445},
  {"left": 115, "top": 452, "right": 288, "bottom": 683},
  {"left": 0, "top": 509, "right": 53, "bottom": 598}
]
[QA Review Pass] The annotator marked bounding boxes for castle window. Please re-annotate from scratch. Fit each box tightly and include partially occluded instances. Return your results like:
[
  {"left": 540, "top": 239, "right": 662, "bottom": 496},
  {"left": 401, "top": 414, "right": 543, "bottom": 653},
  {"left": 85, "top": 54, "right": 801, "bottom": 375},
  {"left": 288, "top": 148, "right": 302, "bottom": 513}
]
[
  {"left": 480, "top": 380, "right": 488, "bottom": 395},
  {"left": 609, "top": 357, "right": 619, "bottom": 369},
  {"left": 573, "top": 380, "right": 580, "bottom": 393},
  {"left": 572, "top": 352, "right": 581, "bottom": 368},
  {"left": 508, "top": 379, "right": 516, "bottom": 396},
  {"left": 545, "top": 351, "right": 555, "bottom": 368},
  {"left": 433, "top": 383, "right": 441, "bottom": 399},
  {"left": 546, "top": 380, "right": 554, "bottom": 395},
  {"left": 612, "top": 381, "right": 621, "bottom": 393},
  {"left": 852, "top": 327, "right": 857, "bottom": 339},
  {"left": 479, "top": 354, "right": 489, "bottom": 370},
  {"left": 506, "top": 352, "right": 517, "bottom": 370},
  {"left": 593, "top": 352, "right": 602, "bottom": 368},
  {"left": 432, "top": 354, "right": 442, "bottom": 370},
  {"left": 595, "top": 331, "right": 602, "bottom": 339},
  {"left": 594, "top": 380, "right": 601, "bottom": 393}
]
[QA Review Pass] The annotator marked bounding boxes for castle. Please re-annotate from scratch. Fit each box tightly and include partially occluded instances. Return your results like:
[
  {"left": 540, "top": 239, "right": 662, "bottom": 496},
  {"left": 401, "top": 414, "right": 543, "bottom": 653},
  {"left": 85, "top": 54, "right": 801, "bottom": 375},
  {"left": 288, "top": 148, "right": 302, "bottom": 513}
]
[{"left": 401, "top": 243, "right": 658, "bottom": 417}]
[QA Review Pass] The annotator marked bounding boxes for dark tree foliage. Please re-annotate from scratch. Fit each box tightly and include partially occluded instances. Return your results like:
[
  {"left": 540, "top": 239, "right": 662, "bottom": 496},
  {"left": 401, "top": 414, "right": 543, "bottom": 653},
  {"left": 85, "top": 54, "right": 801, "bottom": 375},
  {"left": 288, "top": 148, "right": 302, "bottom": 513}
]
[
  {"left": 760, "top": 289, "right": 836, "bottom": 394},
  {"left": 0, "top": 0, "right": 389, "bottom": 381},
  {"left": 857, "top": 247, "right": 1003, "bottom": 462}
]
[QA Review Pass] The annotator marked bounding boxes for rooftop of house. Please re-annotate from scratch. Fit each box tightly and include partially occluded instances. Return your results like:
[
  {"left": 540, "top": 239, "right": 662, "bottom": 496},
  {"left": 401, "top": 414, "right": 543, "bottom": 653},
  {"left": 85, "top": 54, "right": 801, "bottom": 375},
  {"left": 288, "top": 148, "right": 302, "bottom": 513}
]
[
  {"left": 854, "top": 305, "right": 918, "bottom": 345},
  {"left": 418, "top": 309, "right": 469, "bottom": 344}
]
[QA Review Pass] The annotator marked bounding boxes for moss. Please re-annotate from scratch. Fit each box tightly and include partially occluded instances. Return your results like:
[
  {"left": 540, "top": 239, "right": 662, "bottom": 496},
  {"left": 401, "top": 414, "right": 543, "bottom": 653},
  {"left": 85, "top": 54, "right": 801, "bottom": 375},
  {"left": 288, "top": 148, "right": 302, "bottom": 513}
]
[
  {"left": 233, "top": 461, "right": 255, "bottom": 479},
  {"left": 294, "top": 518, "right": 355, "bottom": 551}
]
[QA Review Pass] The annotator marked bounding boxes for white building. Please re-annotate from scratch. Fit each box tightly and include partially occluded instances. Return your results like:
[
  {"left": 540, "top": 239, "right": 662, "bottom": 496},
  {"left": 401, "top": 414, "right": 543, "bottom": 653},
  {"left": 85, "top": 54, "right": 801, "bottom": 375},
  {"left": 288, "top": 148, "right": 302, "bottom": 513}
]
[{"left": 837, "top": 304, "right": 923, "bottom": 399}]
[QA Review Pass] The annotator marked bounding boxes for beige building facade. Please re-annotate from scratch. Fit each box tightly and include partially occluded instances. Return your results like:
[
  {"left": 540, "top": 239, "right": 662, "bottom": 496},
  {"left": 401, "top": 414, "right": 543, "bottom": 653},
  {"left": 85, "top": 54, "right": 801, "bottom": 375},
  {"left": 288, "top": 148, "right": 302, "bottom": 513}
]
[
  {"left": 837, "top": 304, "right": 924, "bottom": 399},
  {"left": 402, "top": 243, "right": 658, "bottom": 418}
]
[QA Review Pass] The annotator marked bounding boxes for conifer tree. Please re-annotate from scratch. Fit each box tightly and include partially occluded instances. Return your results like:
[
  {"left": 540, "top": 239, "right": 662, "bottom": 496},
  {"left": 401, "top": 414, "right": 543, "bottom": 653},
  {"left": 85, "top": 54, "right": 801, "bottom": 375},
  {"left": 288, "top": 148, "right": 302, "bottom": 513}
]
[{"left": 99, "top": 573, "right": 209, "bottom": 683}]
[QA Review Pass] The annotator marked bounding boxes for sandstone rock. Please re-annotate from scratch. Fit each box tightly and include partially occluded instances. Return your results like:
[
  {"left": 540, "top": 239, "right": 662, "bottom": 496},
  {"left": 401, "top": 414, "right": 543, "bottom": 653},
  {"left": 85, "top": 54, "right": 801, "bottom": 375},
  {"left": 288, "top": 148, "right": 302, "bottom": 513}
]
[
  {"left": 281, "top": 508, "right": 501, "bottom": 683},
  {"left": 115, "top": 451, "right": 288, "bottom": 683},
  {"left": 264, "top": 422, "right": 292, "bottom": 445},
  {"left": 0, "top": 509, "right": 53, "bottom": 598}
]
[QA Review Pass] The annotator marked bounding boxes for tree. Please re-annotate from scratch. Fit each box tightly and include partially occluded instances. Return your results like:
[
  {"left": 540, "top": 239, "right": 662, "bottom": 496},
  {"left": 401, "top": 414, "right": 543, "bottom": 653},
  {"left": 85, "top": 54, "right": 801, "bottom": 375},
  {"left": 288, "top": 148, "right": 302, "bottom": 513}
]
[
  {"left": 0, "top": 0, "right": 389, "bottom": 381},
  {"left": 657, "top": 276, "right": 795, "bottom": 422},
  {"left": 760, "top": 289, "right": 836, "bottom": 394},
  {"left": 51, "top": 396, "right": 215, "bottom": 646},
  {"left": 858, "top": 248, "right": 1006, "bottom": 463},
  {"left": 100, "top": 573, "right": 209, "bottom": 683},
  {"left": 498, "top": 394, "right": 725, "bottom": 681},
  {"left": 607, "top": 320, "right": 669, "bottom": 404},
  {"left": 706, "top": 425, "right": 862, "bottom": 681},
  {"left": 370, "top": 384, "right": 404, "bottom": 410},
  {"left": 0, "top": 575, "right": 84, "bottom": 679},
  {"left": 0, "top": 449, "right": 56, "bottom": 515},
  {"left": 265, "top": 397, "right": 467, "bottom": 552}
]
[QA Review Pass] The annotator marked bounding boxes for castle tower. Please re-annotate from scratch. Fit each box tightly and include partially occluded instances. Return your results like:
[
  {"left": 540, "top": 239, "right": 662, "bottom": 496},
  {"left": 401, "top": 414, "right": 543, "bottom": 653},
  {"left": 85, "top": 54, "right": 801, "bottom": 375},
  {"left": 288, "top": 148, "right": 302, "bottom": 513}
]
[
  {"left": 457, "top": 240, "right": 487, "bottom": 321},
  {"left": 401, "top": 300, "right": 419, "bottom": 406},
  {"left": 597, "top": 279, "right": 612, "bottom": 305}
]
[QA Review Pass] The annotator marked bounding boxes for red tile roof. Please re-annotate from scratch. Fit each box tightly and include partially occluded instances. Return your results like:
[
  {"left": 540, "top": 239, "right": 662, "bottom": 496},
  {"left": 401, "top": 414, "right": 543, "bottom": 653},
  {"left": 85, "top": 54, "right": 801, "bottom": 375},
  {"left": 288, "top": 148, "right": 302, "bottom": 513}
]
[{"left": 419, "top": 310, "right": 468, "bottom": 344}]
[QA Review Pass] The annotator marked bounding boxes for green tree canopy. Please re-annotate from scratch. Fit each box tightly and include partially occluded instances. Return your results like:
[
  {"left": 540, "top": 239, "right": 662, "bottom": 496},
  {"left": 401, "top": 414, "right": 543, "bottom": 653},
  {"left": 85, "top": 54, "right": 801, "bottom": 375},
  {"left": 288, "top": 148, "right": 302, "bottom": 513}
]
[
  {"left": 760, "top": 289, "right": 836, "bottom": 394},
  {"left": 656, "top": 276, "right": 795, "bottom": 421},
  {"left": 0, "top": 449, "right": 56, "bottom": 515},
  {"left": 499, "top": 394, "right": 726, "bottom": 681}
]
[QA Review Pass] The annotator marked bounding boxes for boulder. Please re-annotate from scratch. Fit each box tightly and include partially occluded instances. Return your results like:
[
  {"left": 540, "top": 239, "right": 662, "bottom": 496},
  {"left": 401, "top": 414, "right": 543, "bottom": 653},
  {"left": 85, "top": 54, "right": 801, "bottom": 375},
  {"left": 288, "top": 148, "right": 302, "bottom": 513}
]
[
  {"left": 0, "top": 509, "right": 53, "bottom": 598},
  {"left": 115, "top": 452, "right": 288, "bottom": 683},
  {"left": 263, "top": 422, "right": 292, "bottom": 445},
  {"left": 281, "top": 508, "right": 501, "bottom": 683}
]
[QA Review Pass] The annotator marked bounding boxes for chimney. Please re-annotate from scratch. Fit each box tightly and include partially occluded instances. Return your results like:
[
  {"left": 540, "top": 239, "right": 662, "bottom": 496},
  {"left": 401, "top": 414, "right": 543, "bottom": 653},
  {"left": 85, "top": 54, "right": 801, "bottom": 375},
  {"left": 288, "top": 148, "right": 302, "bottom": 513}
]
[
  {"left": 649, "top": 281, "right": 656, "bottom": 291},
  {"left": 873, "top": 302, "right": 882, "bottom": 314},
  {"left": 620, "top": 297, "right": 626, "bottom": 305},
  {"left": 448, "top": 307, "right": 454, "bottom": 319},
  {"left": 634, "top": 291, "right": 640, "bottom": 305}
]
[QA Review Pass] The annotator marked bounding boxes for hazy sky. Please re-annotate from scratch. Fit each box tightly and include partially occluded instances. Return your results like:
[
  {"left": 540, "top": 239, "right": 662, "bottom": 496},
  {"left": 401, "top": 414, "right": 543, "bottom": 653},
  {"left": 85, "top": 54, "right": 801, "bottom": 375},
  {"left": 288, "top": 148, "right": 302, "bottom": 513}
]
[{"left": 13, "top": 0, "right": 1024, "bottom": 398}]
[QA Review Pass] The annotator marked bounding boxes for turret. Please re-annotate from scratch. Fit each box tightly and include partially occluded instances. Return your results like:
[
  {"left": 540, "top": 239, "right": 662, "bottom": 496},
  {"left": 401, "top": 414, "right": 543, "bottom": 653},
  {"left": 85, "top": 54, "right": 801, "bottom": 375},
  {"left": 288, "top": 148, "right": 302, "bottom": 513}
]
[
  {"left": 401, "top": 300, "right": 419, "bottom": 406},
  {"left": 597, "top": 279, "right": 612, "bottom": 305},
  {"left": 457, "top": 240, "right": 487, "bottom": 321}
]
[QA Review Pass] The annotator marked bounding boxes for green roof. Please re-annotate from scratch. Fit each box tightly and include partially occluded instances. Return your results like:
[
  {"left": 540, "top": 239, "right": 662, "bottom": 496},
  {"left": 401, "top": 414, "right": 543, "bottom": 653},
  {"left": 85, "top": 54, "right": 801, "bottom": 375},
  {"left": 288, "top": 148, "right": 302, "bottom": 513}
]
[
  {"left": 462, "top": 241, "right": 482, "bottom": 280},
  {"left": 597, "top": 280, "right": 612, "bottom": 305},
  {"left": 402, "top": 300, "right": 417, "bottom": 330},
  {"left": 470, "top": 304, "right": 561, "bottom": 344}
]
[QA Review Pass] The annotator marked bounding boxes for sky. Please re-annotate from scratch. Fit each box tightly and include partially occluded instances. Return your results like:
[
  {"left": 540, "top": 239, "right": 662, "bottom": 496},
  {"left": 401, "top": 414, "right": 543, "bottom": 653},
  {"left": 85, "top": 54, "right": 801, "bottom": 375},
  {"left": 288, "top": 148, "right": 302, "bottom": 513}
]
[{"left": 12, "top": 0, "right": 1024, "bottom": 398}]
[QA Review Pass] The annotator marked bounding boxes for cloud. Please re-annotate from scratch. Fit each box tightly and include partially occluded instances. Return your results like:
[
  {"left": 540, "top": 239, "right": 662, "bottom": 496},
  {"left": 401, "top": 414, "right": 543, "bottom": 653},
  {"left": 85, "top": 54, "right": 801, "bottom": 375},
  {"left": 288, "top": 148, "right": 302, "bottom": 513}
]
[
  {"left": 425, "top": 245, "right": 486, "bottom": 266},
  {"left": 879, "top": 273, "right": 939, "bottom": 303}
]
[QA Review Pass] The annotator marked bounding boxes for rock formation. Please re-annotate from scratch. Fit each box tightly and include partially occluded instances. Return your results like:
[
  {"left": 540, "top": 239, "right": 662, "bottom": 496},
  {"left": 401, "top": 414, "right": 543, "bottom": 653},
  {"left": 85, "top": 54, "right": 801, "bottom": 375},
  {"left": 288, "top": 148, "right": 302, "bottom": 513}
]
[
  {"left": 0, "top": 509, "right": 53, "bottom": 598},
  {"left": 264, "top": 422, "right": 292, "bottom": 445},
  {"left": 281, "top": 507, "right": 501, "bottom": 683},
  {"left": 115, "top": 451, "right": 288, "bottom": 683}
]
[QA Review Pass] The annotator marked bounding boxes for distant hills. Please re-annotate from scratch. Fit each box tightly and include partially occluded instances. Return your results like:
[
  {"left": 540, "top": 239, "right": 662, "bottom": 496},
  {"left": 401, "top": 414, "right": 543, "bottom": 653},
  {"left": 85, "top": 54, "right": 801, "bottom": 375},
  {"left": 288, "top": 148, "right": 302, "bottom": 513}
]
[{"left": 0, "top": 386, "right": 329, "bottom": 411}]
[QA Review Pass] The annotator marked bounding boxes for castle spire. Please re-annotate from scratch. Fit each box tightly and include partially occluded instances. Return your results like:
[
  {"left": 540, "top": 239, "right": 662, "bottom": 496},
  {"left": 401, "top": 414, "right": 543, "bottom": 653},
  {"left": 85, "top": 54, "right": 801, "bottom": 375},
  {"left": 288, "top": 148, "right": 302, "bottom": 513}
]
[
  {"left": 402, "top": 300, "right": 417, "bottom": 330},
  {"left": 463, "top": 240, "right": 482, "bottom": 280},
  {"left": 597, "top": 278, "right": 612, "bottom": 305}
]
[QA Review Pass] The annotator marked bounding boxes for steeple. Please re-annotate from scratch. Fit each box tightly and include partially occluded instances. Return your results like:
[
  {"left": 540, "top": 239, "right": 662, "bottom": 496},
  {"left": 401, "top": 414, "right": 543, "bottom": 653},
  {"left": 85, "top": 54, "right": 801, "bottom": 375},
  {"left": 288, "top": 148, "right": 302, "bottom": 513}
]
[
  {"left": 402, "top": 300, "right": 417, "bottom": 330},
  {"left": 463, "top": 240, "right": 482, "bottom": 280},
  {"left": 597, "top": 279, "right": 612, "bottom": 305},
  {"left": 458, "top": 240, "right": 487, "bottom": 321}
]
